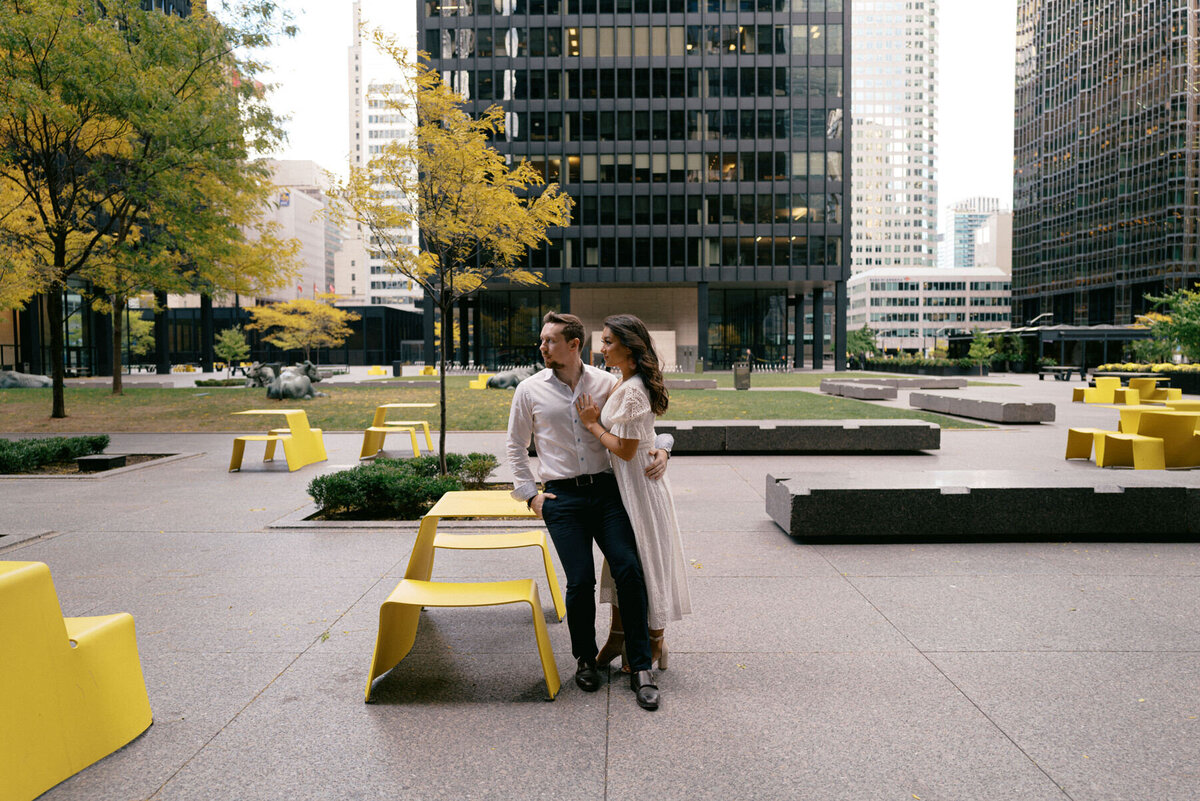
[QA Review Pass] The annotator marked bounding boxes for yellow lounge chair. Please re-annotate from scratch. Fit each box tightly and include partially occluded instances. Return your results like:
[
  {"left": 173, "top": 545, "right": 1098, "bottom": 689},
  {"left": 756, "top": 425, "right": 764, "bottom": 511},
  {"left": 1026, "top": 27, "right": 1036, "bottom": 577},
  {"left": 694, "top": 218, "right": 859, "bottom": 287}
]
[{"left": 1, "top": 562, "right": 152, "bottom": 801}]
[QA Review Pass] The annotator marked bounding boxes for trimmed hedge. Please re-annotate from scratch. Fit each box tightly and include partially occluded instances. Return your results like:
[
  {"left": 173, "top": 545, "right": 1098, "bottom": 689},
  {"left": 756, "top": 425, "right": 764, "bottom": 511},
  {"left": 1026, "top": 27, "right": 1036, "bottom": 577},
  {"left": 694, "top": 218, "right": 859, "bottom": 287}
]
[
  {"left": 195, "top": 378, "right": 247, "bottom": 387},
  {"left": 307, "top": 452, "right": 498, "bottom": 519},
  {"left": 0, "top": 435, "right": 110, "bottom": 473}
]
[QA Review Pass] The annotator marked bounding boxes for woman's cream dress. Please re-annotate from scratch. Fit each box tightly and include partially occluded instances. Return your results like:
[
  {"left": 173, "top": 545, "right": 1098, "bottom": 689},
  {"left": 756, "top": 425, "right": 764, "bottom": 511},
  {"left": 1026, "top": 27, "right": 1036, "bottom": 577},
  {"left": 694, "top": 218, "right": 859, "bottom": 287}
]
[{"left": 598, "top": 375, "right": 692, "bottom": 629}]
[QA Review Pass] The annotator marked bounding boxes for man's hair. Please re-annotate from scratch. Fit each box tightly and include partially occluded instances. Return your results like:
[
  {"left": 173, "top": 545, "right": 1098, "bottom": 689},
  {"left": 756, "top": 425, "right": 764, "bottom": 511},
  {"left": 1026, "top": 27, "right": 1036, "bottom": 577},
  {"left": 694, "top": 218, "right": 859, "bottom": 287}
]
[{"left": 542, "top": 311, "right": 584, "bottom": 349}]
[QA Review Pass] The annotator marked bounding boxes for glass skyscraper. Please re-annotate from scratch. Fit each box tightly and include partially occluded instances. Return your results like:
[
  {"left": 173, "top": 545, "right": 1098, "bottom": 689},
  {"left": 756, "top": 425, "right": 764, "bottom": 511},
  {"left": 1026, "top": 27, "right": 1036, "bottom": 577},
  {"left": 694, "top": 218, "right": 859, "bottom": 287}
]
[
  {"left": 419, "top": 0, "right": 851, "bottom": 369},
  {"left": 1013, "top": 0, "right": 1199, "bottom": 326}
]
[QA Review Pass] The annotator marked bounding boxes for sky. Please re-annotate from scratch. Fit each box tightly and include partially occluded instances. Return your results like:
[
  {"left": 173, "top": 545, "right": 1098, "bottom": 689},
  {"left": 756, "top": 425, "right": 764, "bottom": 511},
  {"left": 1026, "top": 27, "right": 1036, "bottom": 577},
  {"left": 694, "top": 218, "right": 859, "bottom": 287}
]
[{"left": 257, "top": 0, "right": 1018, "bottom": 211}]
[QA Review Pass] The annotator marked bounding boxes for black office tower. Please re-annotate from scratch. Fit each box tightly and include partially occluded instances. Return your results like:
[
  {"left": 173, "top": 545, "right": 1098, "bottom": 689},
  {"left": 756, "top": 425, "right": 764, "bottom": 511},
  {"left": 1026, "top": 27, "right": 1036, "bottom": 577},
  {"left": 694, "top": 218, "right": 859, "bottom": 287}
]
[
  {"left": 1013, "top": 0, "right": 1200, "bottom": 326},
  {"left": 419, "top": 0, "right": 850, "bottom": 369}
]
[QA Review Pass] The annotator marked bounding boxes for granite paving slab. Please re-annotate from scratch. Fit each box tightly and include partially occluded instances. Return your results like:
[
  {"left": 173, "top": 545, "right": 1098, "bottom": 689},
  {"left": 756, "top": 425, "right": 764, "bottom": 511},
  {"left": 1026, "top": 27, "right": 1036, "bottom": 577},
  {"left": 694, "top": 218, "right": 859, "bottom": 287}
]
[
  {"left": 815, "top": 541, "right": 1200, "bottom": 577},
  {"left": 848, "top": 574, "right": 1200, "bottom": 652},
  {"left": 605, "top": 652, "right": 1070, "bottom": 801},
  {"left": 154, "top": 650, "right": 607, "bottom": 801},
  {"left": 667, "top": 575, "right": 912, "bottom": 654},
  {"left": 37, "top": 651, "right": 298, "bottom": 801},
  {"left": 929, "top": 652, "right": 1200, "bottom": 801}
]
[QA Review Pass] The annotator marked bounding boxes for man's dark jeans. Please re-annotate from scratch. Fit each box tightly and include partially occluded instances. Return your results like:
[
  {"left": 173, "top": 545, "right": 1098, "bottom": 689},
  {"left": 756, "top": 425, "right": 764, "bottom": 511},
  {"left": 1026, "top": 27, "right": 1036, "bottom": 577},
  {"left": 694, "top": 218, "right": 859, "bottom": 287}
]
[{"left": 541, "top": 474, "right": 652, "bottom": 672}]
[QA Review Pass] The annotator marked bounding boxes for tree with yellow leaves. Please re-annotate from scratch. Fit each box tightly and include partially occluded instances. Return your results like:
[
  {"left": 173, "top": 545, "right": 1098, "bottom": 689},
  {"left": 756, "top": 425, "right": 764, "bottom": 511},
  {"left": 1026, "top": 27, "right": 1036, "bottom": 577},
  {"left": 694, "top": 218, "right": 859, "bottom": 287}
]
[
  {"left": 246, "top": 294, "right": 360, "bottom": 364},
  {"left": 0, "top": 0, "right": 297, "bottom": 416},
  {"left": 331, "top": 35, "right": 573, "bottom": 473}
]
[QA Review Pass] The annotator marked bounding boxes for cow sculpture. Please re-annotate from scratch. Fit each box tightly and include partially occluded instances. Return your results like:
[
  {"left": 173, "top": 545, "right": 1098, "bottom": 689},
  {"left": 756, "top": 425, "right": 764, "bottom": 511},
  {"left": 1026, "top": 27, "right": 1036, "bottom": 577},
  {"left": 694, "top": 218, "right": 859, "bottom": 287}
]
[
  {"left": 486, "top": 364, "right": 539, "bottom": 389},
  {"left": 0, "top": 370, "right": 52, "bottom": 388},
  {"left": 266, "top": 363, "right": 328, "bottom": 400}
]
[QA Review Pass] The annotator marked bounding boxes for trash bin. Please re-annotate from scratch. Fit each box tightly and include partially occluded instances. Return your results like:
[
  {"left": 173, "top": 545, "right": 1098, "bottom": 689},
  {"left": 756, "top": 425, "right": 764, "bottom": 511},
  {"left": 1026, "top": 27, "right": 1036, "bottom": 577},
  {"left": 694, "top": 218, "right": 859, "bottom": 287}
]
[
  {"left": 695, "top": 357, "right": 704, "bottom": 375},
  {"left": 392, "top": 360, "right": 404, "bottom": 377},
  {"left": 733, "top": 363, "right": 751, "bottom": 390}
]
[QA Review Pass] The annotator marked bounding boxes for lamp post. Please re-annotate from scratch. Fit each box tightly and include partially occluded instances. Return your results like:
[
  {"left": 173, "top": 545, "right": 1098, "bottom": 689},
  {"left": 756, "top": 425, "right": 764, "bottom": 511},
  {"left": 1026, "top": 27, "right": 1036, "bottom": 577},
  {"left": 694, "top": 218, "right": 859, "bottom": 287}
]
[
  {"left": 1028, "top": 312, "right": 1052, "bottom": 326},
  {"left": 934, "top": 326, "right": 952, "bottom": 357}
]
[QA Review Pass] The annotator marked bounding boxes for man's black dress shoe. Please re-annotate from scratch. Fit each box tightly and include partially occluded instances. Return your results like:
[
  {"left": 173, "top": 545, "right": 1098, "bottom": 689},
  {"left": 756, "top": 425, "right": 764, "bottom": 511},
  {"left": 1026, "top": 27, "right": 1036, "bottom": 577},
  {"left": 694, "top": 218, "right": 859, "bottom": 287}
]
[
  {"left": 575, "top": 657, "right": 601, "bottom": 692},
  {"left": 630, "top": 669, "right": 660, "bottom": 710}
]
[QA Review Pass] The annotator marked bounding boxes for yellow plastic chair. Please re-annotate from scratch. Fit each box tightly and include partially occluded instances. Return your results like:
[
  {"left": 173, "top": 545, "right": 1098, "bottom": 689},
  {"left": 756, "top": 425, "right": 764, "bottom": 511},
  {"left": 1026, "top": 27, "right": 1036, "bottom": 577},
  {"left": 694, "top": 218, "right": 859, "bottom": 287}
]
[
  {"left": 1095, "top": 432, "right": 1166, "bottom": 469},
  {"left": 369, "top": 405, "right": 434, "bottom": 452},
  {"left": 367, "top": 365, "right": 387, "bottom": 376},
  {"left": 1128, "top": 378, "right": 1183, "bottom": 403},
  {"left": 365, "top": 494, "right": 562, "bottom": 702},
  {"left": 1136, "top": 411, "right": 1200, "bottom": 468},
  {"left": 467, "top": 374, "right": 494, "bottom": 389},
  {"left": 229, "top": 410, "right": 327, "bottom": 472},
  {"left": 1, "top": 562, "right": 152, "bottom": 801},
  {"left": 1076, "top": 376, "right": 1121, "bottom": 403},
  {"left": 434, "top": 531, "right": 566, "bottom": 621},
  {"left": 1065, "top": 427, "right": 1111, "bottom": 461},
  {"left": 360, "top": 425, "right": 420, "bottom": 459},
  {"left": 1112, "top": 387, "right": 1140, "bottom": 405}
]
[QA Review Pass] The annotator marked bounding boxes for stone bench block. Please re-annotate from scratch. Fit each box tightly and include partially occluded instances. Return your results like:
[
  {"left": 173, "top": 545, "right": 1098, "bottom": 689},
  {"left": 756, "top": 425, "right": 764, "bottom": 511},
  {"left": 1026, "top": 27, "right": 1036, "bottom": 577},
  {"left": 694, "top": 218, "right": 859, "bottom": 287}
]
[
  {"left": 664, "top": 379, "right": 718, "bottom": 390},
  {"left": 653, "top": 420, "right": 939, "bottom": 454},
  {"left": 75, "top": 454, "right": 127, "bottom": 472},
  {"left": 909, "top": 392, "right": 1055, "bottom": 423},
  {"left": 839, "top": 377, "right": 967, "bottom": 390},
  {"left": 766, "top": 471, "right": 1200, "bottom": 540},
  {"left": 819, "top": 380, "right": 898, "bottom": 400}
]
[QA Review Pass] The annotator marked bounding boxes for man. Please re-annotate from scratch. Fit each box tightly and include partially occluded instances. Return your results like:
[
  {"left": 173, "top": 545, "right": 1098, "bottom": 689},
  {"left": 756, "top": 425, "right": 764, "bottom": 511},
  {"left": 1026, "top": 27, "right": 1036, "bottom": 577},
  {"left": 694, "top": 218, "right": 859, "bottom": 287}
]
[{"left": 506, "top": 311, "right": 672, "bottom": 710}]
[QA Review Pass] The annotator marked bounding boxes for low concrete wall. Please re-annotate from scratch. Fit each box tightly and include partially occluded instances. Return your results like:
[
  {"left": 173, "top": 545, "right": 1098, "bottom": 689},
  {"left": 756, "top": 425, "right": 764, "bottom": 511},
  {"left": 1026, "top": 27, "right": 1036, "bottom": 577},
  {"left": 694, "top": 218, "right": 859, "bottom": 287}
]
[
  {"left": 766, "top": 471, "right": 1200, "bottom": 540},
  {"left": 819, "top": 380, "right": 898, "bottom": 400},
  {"left": 837, "top": 377, "right": 967, "bottom": 390},
  {"left": 909, "top": 392, "right": 1055, "bottom": 423},
  {"left": 665, "top": 378, "right": 718, "bottom": 390},
  {"left": 654, "top": 420, "right": 940, "bottom": 454},
  {"left": 531, "top": 420, "right": 941, "bottom": 457}
]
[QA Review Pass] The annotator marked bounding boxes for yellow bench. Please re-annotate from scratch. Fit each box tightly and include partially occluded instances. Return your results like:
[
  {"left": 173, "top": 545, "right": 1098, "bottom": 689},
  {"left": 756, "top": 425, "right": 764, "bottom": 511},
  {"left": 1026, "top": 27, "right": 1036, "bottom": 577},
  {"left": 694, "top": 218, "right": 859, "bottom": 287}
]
[
  {"left": 1064, "top": 427, "right": 1111, "bottom": 461},
  {"left": 1072, "top": 376, "right": 1121, "bottom": 403},
  {"left": 1, "top": 562, "right": 152, "bottom": 801},
  {"left": 1128, "top": 377, "right": 1183, "bottom": 403},
  {"left": 1095, "top": 432, "right": 1165, "bottom": 469},
  {"left": 467, "top": 373, "right": 493, "bottom": 389},
  {"left": 365, "top": 491, "right": 564, "bottom": 702},
  {"left": 229, "top": 410, "right": 327, "bottom": 472},
  {"left": 360, "top": 425, "right": 421, "bottom": 459}
]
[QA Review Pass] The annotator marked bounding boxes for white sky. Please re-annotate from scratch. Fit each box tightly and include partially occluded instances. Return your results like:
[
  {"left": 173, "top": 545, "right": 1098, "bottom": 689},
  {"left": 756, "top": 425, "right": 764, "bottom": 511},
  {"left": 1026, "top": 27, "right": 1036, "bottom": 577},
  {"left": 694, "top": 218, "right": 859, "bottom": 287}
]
[{"left": 258, "top": 0, "right": 1017, "bottom": 211}]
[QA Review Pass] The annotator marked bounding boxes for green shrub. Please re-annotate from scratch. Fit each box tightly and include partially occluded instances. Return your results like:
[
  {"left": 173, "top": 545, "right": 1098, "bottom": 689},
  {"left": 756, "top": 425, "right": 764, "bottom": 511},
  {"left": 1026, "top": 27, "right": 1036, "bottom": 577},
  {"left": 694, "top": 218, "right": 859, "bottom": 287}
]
[
  {"left": 0, "top": 435, "right": 110, "bottom": 473},
  {"left": 195, "top": 378, "right": 246, "bottom": 387},
  {"left": 307, "top": 452, "right": 499, "bottom": 518}
]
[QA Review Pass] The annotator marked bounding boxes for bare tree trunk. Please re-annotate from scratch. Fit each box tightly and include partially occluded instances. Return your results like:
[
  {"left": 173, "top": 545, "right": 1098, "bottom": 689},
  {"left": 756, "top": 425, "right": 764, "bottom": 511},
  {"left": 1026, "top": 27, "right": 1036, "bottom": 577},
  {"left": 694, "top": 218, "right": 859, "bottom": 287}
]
[
  {"left": 438, "top": 297, "right": 449, "bottom": 476},
  {"left": 47, "top": 287, "right": 66, "bottom": 418},
  {"left": 111, "top": 295, "right": 125, "bottom": 395}
]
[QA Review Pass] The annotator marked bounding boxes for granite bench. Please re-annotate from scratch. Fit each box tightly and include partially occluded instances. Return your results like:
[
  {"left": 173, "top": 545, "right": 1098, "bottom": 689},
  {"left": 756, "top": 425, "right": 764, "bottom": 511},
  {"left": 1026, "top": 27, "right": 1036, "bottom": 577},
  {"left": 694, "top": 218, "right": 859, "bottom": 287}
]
[
  {"left": 664, "top": 378, "right": 718, "bottom": 390},
  {"left": 819, "top": 380, "right": 898, "bottom": 400},
  {"left": 839, "top": 377, "right": 968, "bottom": 390},
  {"left": 529, "top": 420, "right": 940, "bottom": 457},
  {"left": 766, "top": 471, "right": 1200, "bottom": 541},
  {"left": 653, "top": 420, "right": 940, "bottom": 454},
  {"left": 908, "top": 392, "right": 1056, "bottom": 423}
]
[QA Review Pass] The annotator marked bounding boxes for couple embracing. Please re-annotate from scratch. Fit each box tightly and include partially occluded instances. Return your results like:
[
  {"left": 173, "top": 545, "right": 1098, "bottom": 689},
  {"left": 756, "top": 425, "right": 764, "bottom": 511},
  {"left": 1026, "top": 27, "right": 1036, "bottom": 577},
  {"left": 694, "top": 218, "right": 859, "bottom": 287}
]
[{"left": 506, "top": 312, "right": 692, "bottom": 711}]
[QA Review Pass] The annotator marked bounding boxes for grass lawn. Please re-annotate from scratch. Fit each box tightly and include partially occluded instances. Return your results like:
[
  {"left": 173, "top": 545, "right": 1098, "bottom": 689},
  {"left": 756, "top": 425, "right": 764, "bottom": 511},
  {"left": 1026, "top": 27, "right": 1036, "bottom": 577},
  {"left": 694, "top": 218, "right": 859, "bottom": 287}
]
[{"left": 0, "top": 375, "right": 985, "bottom": 432}]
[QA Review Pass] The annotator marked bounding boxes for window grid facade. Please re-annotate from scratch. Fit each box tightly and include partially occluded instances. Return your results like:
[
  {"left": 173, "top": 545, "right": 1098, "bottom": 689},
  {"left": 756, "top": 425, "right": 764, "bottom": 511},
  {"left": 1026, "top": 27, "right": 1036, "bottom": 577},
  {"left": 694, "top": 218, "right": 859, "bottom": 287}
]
[
  {"left": 849, "top": 0, "right": 938, "bottom": 272},
  {"left": 419, "top": 0, "right": 851, "bottom": 367},
  {"left": 848, "top": 266, "right": 1011, "bottom": 352},
  {"left": 1012, "top": 0, "right": 1200, "bottom": 326}
]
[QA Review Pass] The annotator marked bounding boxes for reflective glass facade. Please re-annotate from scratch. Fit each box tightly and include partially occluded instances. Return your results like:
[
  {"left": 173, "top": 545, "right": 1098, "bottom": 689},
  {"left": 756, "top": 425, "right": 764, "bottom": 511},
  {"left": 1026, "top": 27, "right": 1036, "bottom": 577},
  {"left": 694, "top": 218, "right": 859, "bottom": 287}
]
[
  {"left": 419, "top": 0, "right": 851, "bottom": 366},
  {"left": 1013, "top": 0, "right": 1200, "bottom": 325}
]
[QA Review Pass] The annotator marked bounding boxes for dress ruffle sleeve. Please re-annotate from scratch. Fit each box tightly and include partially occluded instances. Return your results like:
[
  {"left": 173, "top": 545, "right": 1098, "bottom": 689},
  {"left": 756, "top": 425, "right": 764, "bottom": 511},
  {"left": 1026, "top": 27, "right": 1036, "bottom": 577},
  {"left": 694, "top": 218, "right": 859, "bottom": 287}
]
[{"left": 609, "top": 382, "right": 652, "bottom": 441}]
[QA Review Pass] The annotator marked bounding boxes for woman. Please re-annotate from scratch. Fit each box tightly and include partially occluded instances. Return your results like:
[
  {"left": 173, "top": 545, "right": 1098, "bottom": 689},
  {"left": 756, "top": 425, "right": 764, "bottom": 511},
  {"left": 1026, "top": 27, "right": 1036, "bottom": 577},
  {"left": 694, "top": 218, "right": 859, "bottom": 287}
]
[{"left": 575, "top": 314, "right": 691, "bottom": 671}]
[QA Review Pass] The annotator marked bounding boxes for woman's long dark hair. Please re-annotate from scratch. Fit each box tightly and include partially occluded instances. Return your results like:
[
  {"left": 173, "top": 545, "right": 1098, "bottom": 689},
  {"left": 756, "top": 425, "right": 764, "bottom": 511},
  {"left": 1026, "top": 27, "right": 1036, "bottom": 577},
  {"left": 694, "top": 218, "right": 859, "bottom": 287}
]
[{"left": 604, "top": 314, "right": 669, "bottom": 415}]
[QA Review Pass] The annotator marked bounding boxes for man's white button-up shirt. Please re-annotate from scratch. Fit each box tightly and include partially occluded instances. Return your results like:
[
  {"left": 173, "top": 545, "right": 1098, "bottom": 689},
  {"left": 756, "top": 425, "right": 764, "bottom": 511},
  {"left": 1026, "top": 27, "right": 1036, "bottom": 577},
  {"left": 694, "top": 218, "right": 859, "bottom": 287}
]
[{"left": 506, "top": 364, "right": 672, "bottom": 502}]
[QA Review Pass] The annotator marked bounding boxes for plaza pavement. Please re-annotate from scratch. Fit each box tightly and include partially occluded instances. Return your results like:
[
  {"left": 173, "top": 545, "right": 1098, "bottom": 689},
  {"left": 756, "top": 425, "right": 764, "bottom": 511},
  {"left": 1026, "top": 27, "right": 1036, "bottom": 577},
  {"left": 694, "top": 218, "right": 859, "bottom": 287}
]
[{"left": 1, "top": 370, "right": 1198, "bottom": 801}]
